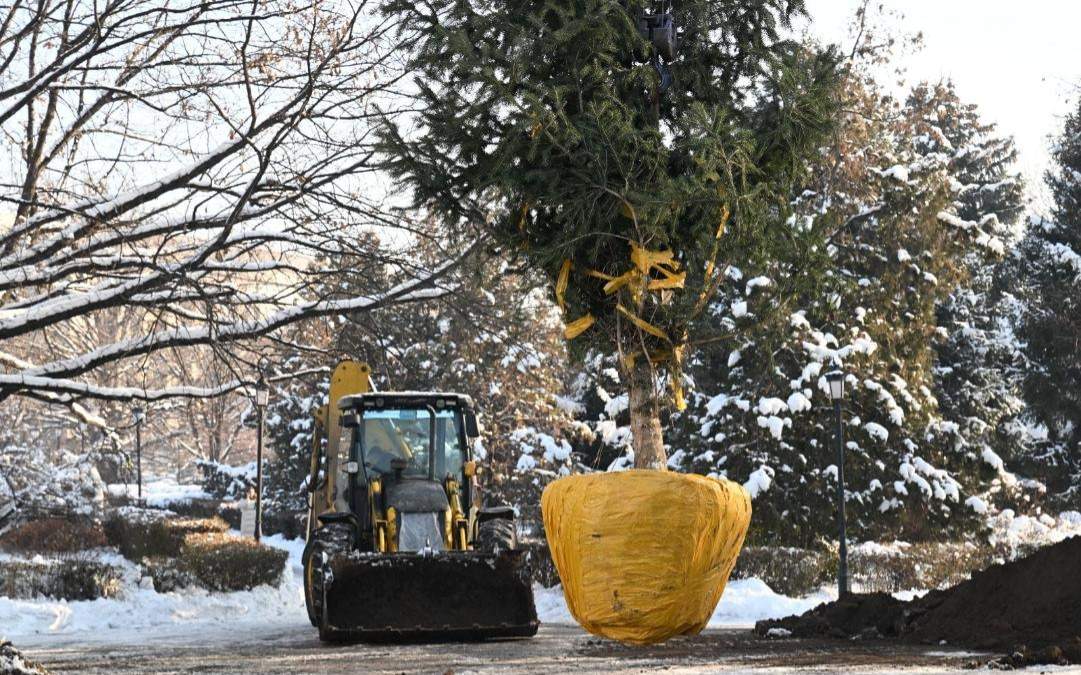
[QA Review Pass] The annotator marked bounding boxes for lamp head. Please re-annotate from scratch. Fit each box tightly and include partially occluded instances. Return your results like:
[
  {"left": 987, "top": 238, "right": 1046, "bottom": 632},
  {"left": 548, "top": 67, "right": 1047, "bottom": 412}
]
[
  {"left": 255, "top": 381, "right": 269, "bottom": 407},
  {"left": 825, "top": 370, "right": 844, "bottom": 401}
]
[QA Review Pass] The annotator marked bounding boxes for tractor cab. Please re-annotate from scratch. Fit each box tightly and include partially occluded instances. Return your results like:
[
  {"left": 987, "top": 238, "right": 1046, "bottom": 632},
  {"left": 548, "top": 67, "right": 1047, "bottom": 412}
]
[{"left": 338, "top": 392, "right": 479, "bottom": 553}]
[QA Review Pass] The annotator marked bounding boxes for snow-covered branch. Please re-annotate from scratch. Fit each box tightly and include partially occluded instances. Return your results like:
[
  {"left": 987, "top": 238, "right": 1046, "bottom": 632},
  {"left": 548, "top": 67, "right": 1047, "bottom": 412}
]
[{"left": 0, "top": 0, "right": 481, "bottom": 407}]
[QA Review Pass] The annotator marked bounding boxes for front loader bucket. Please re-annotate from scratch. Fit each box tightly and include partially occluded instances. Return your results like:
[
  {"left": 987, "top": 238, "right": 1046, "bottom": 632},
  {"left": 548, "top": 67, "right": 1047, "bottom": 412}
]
[{"left": 320, "top": 549, "right": 539, "bottom": 642}]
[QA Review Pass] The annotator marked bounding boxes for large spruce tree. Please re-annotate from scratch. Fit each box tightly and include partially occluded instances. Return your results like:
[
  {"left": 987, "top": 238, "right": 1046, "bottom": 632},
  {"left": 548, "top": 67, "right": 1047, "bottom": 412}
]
[
  {"left": 380, "top": 0, "right": 839, "bottom": 468},
  {"left": 917, "top": 82, "right": 1029, "bottom": 490},
  {"left": 558, "top": 64, "right": 1025, "bottom": 543},
  {"left": 1014, "top": 96, "right": 1081, "bottom": 501}
]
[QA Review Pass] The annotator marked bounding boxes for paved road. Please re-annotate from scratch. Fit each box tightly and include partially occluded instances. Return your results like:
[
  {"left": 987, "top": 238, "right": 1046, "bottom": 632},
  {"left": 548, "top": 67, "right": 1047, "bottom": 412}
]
[{"left": 21, "top": 624, "right": 994, "bottom": 674}]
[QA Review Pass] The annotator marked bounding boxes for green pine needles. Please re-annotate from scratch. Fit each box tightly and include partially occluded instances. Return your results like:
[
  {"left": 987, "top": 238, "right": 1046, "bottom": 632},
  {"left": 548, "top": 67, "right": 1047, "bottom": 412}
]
[{"left": 380, "top": 0, "right": 840, "bottom": 467}]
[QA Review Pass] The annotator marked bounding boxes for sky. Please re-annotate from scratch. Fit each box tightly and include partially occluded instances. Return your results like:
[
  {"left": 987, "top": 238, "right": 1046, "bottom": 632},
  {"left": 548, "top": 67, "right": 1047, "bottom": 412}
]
[{"left": 803, "top": 0, "right": 1081, "bottom": 212}]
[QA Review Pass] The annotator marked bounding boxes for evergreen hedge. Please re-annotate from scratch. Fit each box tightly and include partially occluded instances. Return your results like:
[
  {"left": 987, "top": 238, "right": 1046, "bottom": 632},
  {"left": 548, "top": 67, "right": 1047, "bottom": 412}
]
[{"left": 178, "top": 533, "right": 287, "bottom": 592}]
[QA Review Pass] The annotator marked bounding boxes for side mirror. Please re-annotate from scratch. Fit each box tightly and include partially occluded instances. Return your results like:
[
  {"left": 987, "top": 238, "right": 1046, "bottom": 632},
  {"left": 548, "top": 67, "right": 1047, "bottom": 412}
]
[
  {"left": 462, "top": 460, "right": 476, "bottom": 478},
  {"left": 464, "top": 411, "right": 480, "bottom": 437},
  {"left": 340, "top": 412, "right": 359, "bottom": 428}
]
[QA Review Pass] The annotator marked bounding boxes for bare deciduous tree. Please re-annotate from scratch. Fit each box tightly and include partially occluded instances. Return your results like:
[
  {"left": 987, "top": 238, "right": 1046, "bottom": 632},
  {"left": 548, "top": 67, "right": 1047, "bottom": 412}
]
[{"left": 0, "top": 0, "right": 477, "bottom": 414}]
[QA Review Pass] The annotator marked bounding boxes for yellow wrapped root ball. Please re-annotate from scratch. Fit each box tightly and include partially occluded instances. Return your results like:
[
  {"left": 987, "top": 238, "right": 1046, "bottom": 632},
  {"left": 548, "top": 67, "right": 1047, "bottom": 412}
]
[{"left": 541, "top": 470, "right": 751, "bottom": 645}]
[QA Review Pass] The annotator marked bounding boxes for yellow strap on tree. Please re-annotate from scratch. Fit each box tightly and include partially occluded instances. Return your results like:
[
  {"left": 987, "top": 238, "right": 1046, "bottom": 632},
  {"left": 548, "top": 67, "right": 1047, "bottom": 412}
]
[
  {"left": 517, "top": 202, "right": 532, "bottom": 232},
  {"left": 616, "top": 304, "right": 670, "bottom": 341},
  {"left": 647, "top": 270, "right": 686, "bottom": 291},
  {"left": 629, "top": 242, "right": 677, "bottom": 274},
  {"left": 553, "top": 238, "right": 702, "bottom": 413},
  {"left": 671, "top": 378, "right": 686, "bottom": 411},
  {"left": 715, "top": 204, "right": 729, "bottom": 239},
  {"left": 695, "top": 205, "right": 731, "bottom": 315},
  {"left": 556, "top": 259, "right": 572, "bottom": 311},
  {"left": 602, "top": 269, "right": 638, "bottom": 295},
  {"left": 564, "top": 313, "right": 596, "bottom": 339},
  {"left": 586, "top": 269, "right": 615, "bottom": 282}
]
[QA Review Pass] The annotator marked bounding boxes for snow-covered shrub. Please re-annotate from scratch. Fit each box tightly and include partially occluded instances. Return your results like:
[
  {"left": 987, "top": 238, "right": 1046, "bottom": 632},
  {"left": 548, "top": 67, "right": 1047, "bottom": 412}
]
[
  {"left": 161, "top": 498, "right": 227, "bottom": 520},
  {"left": 104, "top": 509, "right": 228, "bottom": 561},
  {"left": 142, "top": 556, "right": 195, "bottom": 593},
  {"left": 730, "top": 547, "right": 835, "bottom": 597},
  {"left": 0, "top": 557, "right": 122, "bottom": 601},
  {"left": 848, "top": 541, "right": 994, "bottom": 593},
  {"left": 0, "top": 518, "right": 106, "bottom": 554},
  {"left": 0, "top": 640, "right": 49, "bottom": 675},
  {"left": 101, "top": 506, "right": 169, "bottom": 557},
  {"left": 0, "top": 445, "right": 106, "bottom": 517},
  {"left": 178, "top": 533, "right": 287, "bottom": 592},
  {"left": 196, "top": 460, "right": 256, "bottom": 500}
]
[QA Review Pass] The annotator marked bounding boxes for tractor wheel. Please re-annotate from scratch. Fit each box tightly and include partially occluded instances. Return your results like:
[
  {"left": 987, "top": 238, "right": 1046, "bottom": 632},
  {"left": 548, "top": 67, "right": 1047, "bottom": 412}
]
[
  {"left": 317, "top": 588, "right": 345, "bottom": 643},
  {"left": 302, "top": 541, "right": 317, "bottom": 626},
  {"left": 303, "top": 523, "right": 352, "bottom": 628},
  {"left": 475, "top": 516, "right": 518, "bottom": 553}
]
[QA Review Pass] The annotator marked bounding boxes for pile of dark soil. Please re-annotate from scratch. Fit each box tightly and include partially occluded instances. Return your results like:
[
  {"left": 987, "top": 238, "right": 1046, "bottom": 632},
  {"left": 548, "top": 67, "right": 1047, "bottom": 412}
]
[{"left": 755, "top": 535, "right": 1081, "bottom": 664}]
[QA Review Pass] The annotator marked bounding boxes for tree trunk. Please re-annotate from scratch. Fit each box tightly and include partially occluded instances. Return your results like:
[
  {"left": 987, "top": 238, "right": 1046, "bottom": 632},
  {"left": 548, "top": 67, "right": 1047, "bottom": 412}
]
[{"left": 626, "top": 358, "right": 666, "bottom": 470}]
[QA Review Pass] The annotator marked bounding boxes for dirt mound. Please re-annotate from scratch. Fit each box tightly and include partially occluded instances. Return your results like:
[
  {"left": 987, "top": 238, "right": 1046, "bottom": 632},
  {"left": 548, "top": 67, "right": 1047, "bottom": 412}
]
[
  {"left": 757, "top": 593, "right": 910, "bottom": 640},
  {"left": 756, "top": 536, "right": 1081, "bottom": 660}
]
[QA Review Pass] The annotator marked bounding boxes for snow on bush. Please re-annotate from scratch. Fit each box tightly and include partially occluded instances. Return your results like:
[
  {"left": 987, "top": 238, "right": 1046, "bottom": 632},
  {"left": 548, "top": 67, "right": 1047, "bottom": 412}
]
[
  {"left": 512, "top": 427, "right": 573, "bottom": 474},
  {"left": 0, "top": 640, "right": 49, "bottom": 675},
  {"left": 862, "top": 422, "right": 889, "bottom": 443},
  {"left": 986, "top": 509, "right": 1081, "bottom": 550},
  {"left": 0, "top": 446, "right": 106, "bottom": 517},
  {"left": 178, "top": 533, "right": 287, "bottom": 592},
  {"left": 0, "top": 518, "right": 107, "bottom": 555},
  {"left": 981, "top": 447, "right": 1005, "bottom": 472},
  {"left": 104, "top": 510, "right": 228, "bottom": 562},
  {"left": 965, "top": 495, "right": 989, "bottom": 514},
  {"left": 0, "top": 558, "right": 122, "bottom": 601},
  {"left": 745, "top": 276, "right": 772, "bottom": 294},
  {"left": 743, "top": 466, "right": 774, "bottom": 500},
  {"left": 196, "top": 460, "right": 256, "bottom": 500}
]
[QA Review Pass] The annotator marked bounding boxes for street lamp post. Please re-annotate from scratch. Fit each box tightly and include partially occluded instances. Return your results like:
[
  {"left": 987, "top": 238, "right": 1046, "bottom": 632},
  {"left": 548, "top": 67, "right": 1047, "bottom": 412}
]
[
  {"left": 254, "top": 378, "right": 269, "bottom": 542},
  {"left": 825, "top": 370, "right": 848, "bottom": 597},
  {"left": 133, "top": 406, "right": 145, "bottom": 504}
]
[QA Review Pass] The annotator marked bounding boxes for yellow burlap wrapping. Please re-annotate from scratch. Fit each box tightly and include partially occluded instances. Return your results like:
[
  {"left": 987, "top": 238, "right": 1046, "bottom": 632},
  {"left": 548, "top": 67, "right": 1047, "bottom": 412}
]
[{"left": 541, "top": 470, "right": 751, "bottom": 645}]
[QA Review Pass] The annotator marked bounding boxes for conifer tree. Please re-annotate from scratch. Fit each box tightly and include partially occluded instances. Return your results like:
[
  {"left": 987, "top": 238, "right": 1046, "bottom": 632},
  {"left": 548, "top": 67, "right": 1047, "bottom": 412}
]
[
  {"left": 1014, "top": 96, "right": 1081, "bottom": 500},
  {"left": 604, "top": 65, "right": 1011, "bottom": 544},
  {"left": 912, "top": 83, "right": 1029, "bottom": 487},
  {"left": 380, "top": 0, "right": 839, "bottom": 468}
]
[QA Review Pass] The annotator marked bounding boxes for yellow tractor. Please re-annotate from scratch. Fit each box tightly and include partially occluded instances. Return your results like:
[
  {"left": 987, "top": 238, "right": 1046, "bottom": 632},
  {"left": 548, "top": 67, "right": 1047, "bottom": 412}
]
[{"left": 301, "top": 360, "right": 538, "bottom": 642}]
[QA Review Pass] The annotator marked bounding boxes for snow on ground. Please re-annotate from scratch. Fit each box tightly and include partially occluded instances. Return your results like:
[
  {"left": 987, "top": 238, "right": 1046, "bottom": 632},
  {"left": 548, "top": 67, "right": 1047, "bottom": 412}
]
[
  {"left": 4, "top": 525, "right": 832, "bottom": 648},
  {"left": 706, "top": 579, "right": 834, "bottom": 627},
  {"left": 8, "top": 508, "right": 1079, "bottom": 649},
  {"left": 1, "top": 534, "right": 308, "bottom": 648},
  {"left": 533, "top": 578, "right": 835, "bottom": 629},
  {"left": 105, "top": 476, "right": 211, "bottom": 508}
]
